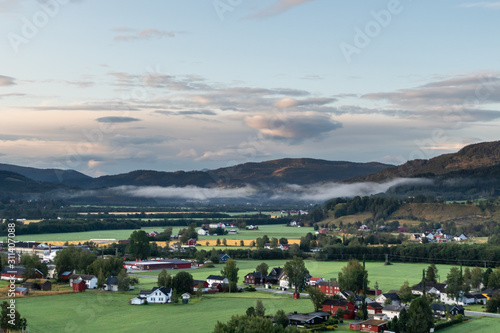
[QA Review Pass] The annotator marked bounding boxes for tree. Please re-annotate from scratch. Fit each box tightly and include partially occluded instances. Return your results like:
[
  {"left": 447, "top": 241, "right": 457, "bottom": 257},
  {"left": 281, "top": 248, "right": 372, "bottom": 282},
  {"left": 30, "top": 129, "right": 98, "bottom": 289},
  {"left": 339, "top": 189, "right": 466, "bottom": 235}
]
[
  {"left": 21, "top": 253, "right": 48, "bottom": 278},
  {"left": 53, "top": 246, "right": 97, "bottom": 280},
  {"left": 255, "top": 300, "right": 265, "bottom": 317},
  {"left": 213, "top": 315, "right": 299, "bottom": 333},
  {"left": 471, "top": 267, "right": 483, "bottom": 290},
  {"left": 1, "top": 301, "right": 27, "bottom": 333},
  {"left": 338, "top": 259, "right": 368, "bottom": 292},
  {"left": 399, "top": 280, "right": 413, "bottom": 304},
  {"left": 398, "top": 307, "right": 409, "bottom": 332},
  {"left": 246, "top": 307, "right": 256, "bottom": 317},
  {"left": 424, "top": 263, "right": 438, "bottom": 283},
  {"left": 97, "top": 268, "right": 106, "bottom": 289},
  {"left": 222, "top": 238, "right": 227, "bottom": 247},
  {"left": 274, "top": 309, "right": 290, "bottom": 329},
  {"left": 446, "top": 267, "right": 464, "bottom": 302},
  {"left": 240, "top": 240, "right": 244, "bottom": 247},
  {"left": 216, "top": 239, "right": 221, "bottom": 246},
  {"left": 158, "top": 269, "right": 170, "bottom": 288},
  {"left": 483, "top": 267, "right": 493, "bottom": 288},
  {"left": 463, "top": 267, "right": 472, "bottom": 290},
  {"left": 117, "top": 268, "right": 131, "bottom": 291},
  {"left": 127, "top": 230, "right": 150, "bottom": 259},
  {"left": 172, "top": 271, "right": 194, "bottom": 294},
  {"left": 487, "top": 267, "right": 500, "bottom": 289},
  {"left": 486, "top": 294, "right": 500, "bottom": 313},
  {"left": 256, "top": 262, "right": 269, "bottom": 277},
  {"left": 279, "top": 237, "right": 288, "bottom": 245},
  {"left": 307, "top": 286, "right": 326, "bottom": 312},
  {"left": 283, "top": 256, "right": 309, "bottom": 295},
  {"left": 221, "top": 259, "right": 239, "bottom": 292},
  {"left": 407, "top": 296, "right": 434, "bottom": 333}
]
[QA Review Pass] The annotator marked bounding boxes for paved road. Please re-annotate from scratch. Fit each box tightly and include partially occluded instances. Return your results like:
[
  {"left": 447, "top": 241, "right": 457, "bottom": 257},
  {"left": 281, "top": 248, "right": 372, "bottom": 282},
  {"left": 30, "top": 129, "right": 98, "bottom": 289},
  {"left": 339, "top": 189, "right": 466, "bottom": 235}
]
[{"left": 464, "top": 310, "right": 500, "bottom": 318}]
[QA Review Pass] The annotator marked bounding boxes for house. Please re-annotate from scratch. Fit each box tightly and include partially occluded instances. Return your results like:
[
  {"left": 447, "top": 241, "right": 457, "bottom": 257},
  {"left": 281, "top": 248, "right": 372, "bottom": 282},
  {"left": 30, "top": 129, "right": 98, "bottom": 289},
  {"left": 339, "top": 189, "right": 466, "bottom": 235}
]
[
  {"left": 193, "top": 280, "right": 209, "bottom": 291},
  {"left": 211, "top": 283, "right": 224, "bottom": 292},
  {"left": 207, "top": 275, "right": 228, "bottom": 287},
  {"left": 289, "top": 221, "right": 297, "bottom": 226},
  {"left": 472, "top": 293, "right": 487, "bottom": 305},
  {"left": 317, "top": 280, "right": 340, "bottom": 295},
  {"left": 72, "top": 278, "right": 86, "bottom": 292},
  {"left": 375, "top": 293, "right": 401, "bottom": 305},
  {"left": 1, "top": 266, "right": 43, "bottom": 281},
  {"left": 286, "top": 311, "right": 330, "bottom": 326},
  {"left": 381, "top": 304, "right": 408, "bottom": 320},
  {"left": 247, "top": 225, "right": 257, "bottom": 230},
  {"left": 359, "top": 225, "right": 370, "bottom": 231},
  {"left": 181, "top": 293, "right": 191, "bottom": 304},
  {"left": 454, "top": 234, "right": 468, "bottom": 242},
  {"left": 218, "top": 254, "right": 230, "bottom": 263},
  {"left": 318, "top": 228, "right": 329, "bottom": 234},
  {"left": 269, "top": 267, "right": 283, "bottom": 280},
  {"left": 338, "top": 291, "right": 363, "bottom": 306},
  {"left": 349, "top": 318, "right": 388, "bottom": 332},
  {"left": 227, "top": 229, "right": 238, "bottom": 234},
  {"left": 14, "top": 287, "right": 29, "bottom": 295},
  {"left": 140, "top": 287, "right": 172, "bottom": 304},
  {"left": 130, "top": 296, "right": 147, "bottom": 305},
  {"left": 367, "top": 302, "right": 384, "bottom": 315},
  {"left": 449, "top": 305, "right": 465, "bottom": 316},
  {"left": 21, "top": 279, "right": 52, "bottom": 291},
  {"left": 61, "top": 271, "right": 73, "bottom": 281},
  {"left": 431, "top": 303, "right": 448, "bottom": 317},
  {"left": 104, "top": 276, "right": 119, "bottom": 291},
  {"left": 322, "top": 299, "right": 357, "bottom": 319},
  {"left": 411, "top": 281, "right": 446, "bottom": 297},
  {"left": 308, "top": 277, "right": 325, "bottom": 287},
  {"left": 244, "top": 272, "right": 263, "bottom": 285},
  {"left": 397, "top": 226, "right": 407, "bottom": 233},
  {"left": 187, "top": 238, "right": 197, "bottom": 246},
  {"left": 209, "top": 222, "right": 225, "bottom": 229},
  {"left": 197, "top": 229, "right": 209, "bottom": 236},
  {"left": 69, "top": 274, "right": 97, "bottom": 289}
]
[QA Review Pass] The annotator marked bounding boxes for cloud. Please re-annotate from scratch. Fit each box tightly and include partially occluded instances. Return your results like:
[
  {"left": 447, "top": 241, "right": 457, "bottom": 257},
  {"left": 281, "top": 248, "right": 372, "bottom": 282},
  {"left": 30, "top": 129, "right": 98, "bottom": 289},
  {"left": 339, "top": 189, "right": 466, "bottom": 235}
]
[
  {"left": 96, "top": 116, "right": 141, "bottom": 123},
  {"left": 113, "top": 29, "right": 179, "bottom": 42},
  {"left": 459, "top": 2, "right": 500, "bottom": 9},
  {"left": 0, "top": 93, "right": 24, "bottom": 99},
  {"left": 109, "top": 135, "right": 171, "bottom": 145},
  {"left": 247, "top": 0, "right": 315, "bottom": 19},
  {"left": 0, "top": 75, "right": 16, "bottom": 86},
  {"left": 300, "top": 74, "right": 324, "bottom": 80},
  {"left": 109, "top": 185, "right": 256, "bottom": 200},
  {"left": 274, "top": 97, "right": 336, "bottom": 108},
  {"left": 65, "top": 80, "right": 95, "bottom": 88},
  {"left": 271, "top": 178, "right": 434, "bottom": 201},
  {"left": 155, "top": 110, "right": 217, "bottom": 116},
  {"left": 27, "top": 102, "right": 139, "bottom": 112},
  {"left": 244, "top": 112, "right": 342, "bottom": 142}
]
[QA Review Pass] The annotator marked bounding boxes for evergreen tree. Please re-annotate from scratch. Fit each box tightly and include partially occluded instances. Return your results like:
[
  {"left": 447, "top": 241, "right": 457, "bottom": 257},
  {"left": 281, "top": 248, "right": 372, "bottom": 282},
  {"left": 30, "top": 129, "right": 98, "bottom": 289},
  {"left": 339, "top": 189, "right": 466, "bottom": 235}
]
[{"left": 407, "top": 296, "right": 434, "bottom": 333}]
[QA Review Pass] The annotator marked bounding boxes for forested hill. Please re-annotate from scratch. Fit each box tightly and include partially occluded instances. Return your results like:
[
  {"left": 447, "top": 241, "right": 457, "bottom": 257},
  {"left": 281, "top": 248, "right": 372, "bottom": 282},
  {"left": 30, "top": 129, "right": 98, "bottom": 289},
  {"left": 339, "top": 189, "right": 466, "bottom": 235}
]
[{"left": 350, "top": 140, "right": 500, "bottom": 182}]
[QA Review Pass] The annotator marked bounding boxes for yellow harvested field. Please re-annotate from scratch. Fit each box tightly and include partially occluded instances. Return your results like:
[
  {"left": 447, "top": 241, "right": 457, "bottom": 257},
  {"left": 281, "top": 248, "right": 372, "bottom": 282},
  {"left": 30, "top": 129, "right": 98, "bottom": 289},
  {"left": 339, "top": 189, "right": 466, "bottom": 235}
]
[{"left": 20, "top": 220, "right": 42, "bottom": 224}]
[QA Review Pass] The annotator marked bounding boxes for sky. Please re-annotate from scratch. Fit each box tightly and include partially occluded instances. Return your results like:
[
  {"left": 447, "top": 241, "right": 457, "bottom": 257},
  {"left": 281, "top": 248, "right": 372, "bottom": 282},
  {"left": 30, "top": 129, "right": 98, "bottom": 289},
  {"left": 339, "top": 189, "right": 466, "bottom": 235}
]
[{"left": 1, "top": 0, "right": 500, "bottom": 177}]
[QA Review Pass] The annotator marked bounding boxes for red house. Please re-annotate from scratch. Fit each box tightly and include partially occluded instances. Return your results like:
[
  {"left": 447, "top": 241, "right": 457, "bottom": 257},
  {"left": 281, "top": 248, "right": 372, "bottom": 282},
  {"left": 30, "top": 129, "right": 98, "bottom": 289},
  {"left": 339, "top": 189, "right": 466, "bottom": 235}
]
[
  {"left": 61, "top": 271, "right": 73, "bottom": 281},
  {"left": 322, "top": 299, "right": 357, "bottom": 319},
  {"left": 187, "top": 238, "right": 197, "bottom": 246},
  {"left": 73, "top": 279, "right": 86, "bottom": 292},
  {"left": 0, "top": 267, "right": 43, "bottom": 281},
  {"left": 367, "top": 302, "right": 383, "bottom": 315},
  {"left": 317, "top": 281, "right": 341, "bottom": 295},
  {"left": 350, "top": 319, "right": 387, "bottom": 332},
  {"left": 244, "top": 272, "right": 263, "bottom": 285}
]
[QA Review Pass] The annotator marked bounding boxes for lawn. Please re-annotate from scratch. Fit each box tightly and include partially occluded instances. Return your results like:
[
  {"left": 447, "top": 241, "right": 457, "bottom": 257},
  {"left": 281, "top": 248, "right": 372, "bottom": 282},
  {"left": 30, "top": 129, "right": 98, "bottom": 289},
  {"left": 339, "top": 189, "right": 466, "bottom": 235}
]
[
  {"left": 16, "top": 289, "right": 313, "bottom": 333},
  {"left": 131, "top": 260, "right": 455, "bottom": 293},
  {"left": 439, "top": 317, "right": 500, "bottom": 333},
  {"left": 9, "top": 224, "right": 312, "bottom": 243}
]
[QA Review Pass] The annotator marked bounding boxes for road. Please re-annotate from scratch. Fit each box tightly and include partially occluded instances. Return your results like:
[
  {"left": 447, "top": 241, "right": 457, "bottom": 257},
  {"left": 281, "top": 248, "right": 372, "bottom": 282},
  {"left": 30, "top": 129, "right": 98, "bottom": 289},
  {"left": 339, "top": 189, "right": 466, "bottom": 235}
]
[
  {"left": 464, "top": 310, "right": 500, "bottom": 318},
  {"left": 255, "top": 287, "right": 310, "bottom": 298}
]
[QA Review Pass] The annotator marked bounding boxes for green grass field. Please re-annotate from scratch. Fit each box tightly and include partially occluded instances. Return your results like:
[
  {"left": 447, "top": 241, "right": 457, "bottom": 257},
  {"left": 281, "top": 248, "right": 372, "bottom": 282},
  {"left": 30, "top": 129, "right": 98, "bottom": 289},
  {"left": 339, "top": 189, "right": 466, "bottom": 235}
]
[
  {"left": 16, "top": 290, "right": 313, "bottom": 333},
  {"left": 131, "top": 260, "right": 455, "bottom": 293},
  {"left": 439, "top": 317, "right": 500, "bottom": 332},
  {"left": 9, "top": 224, "right": 312, "bottom": 243}
]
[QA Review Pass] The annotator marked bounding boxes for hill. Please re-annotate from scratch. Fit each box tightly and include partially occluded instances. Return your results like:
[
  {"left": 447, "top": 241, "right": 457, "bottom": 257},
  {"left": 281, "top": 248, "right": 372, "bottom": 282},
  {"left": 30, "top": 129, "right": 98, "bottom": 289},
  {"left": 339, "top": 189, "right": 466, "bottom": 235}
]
[
  {"left": 0, "top": 170, "right": 62, "bottom": 196},
  {"left": 352, "top": 140, "right": 500, "bottom": 182},
  {"left": 0, "top": 163, "right": 91, "bottom": 185},
  {"left": 83, "top": 158, "right": 393, "bottom": 189}
]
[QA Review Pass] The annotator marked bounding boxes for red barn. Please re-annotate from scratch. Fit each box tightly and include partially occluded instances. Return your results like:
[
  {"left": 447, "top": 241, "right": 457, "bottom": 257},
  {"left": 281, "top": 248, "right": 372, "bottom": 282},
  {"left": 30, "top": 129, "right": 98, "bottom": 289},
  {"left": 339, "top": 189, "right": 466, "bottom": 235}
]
[
  {"left": 322, "top": 299, "right": 357, "bottom": 319},
  {"left": 73, "top": 279, "right": 86, "bottom": 292},
  {"left": 317, "top": 281, "right": 340, "bottom": 295},
  {"left": 350, "top": 319, "right": 387, "bottom": 332}
]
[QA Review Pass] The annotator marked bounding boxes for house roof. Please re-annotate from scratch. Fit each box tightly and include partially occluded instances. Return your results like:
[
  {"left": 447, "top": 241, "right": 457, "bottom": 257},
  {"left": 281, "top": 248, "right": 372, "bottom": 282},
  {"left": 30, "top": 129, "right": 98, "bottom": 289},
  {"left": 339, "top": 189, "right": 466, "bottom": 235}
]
[
  {"left": 1, "top": 266, "right": 26, "bottom": 275},
  {"left": 269, "top": 267, "right": 283, "bottom": 276},
  {"left": 367, "top": 302, "right": 384, "bottom": 310},
  {"left": 193, "top": 279, "right": 207, "bottom": 286},
  {"left": 152, "top": 286, "right": 172, "bottom": 295},
  {"left": 246, "top": 271, "right": 263, "bottom": 278},
  {"left": 15, "top": 287, "right": 28, "bottom": 292},
  {"left": 316, "top": 280, "right": 339, "bottom": 287},
  {"left": 431, "top": 303, "right": 447, "bottom": 311},
  {"left": 310, "top": 277, "right": 323, "bottom": 282},
  {"left": 472, "top": 293, "right": 487, "bottom": 299},
  {"left": 322, "top": 299, "right": 350, "bottom": 306},
  {"left": 381, "top": 292, "right": 400, "bottom": 300},
  {"left": 358, "top": 319, "right": 387, "bottom": 326},
  {"left": 207, "top": 275, "right": 226, "bottom": 280},
  {"left": 69, "top": 274, "right": 96, "bottom": 281},
  {"left": 411, "top": 281, "right": 446, "bottom": 293},
  {"left": 383, "top": 304, "right": 407, "bottom": 312},
  {"left": 106, "top": 276, "right": 118, "bottom": 285},
  {"left": 286, "top": 311, "right": 330, "bottom": 322}
]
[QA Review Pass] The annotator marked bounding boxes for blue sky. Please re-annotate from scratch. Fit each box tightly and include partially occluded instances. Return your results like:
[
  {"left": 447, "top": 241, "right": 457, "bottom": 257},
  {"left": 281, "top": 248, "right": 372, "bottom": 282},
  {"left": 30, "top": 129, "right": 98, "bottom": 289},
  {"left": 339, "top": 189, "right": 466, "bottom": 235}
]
[{"left": 1, "top": 0, "right": 500, "bottom": 176}]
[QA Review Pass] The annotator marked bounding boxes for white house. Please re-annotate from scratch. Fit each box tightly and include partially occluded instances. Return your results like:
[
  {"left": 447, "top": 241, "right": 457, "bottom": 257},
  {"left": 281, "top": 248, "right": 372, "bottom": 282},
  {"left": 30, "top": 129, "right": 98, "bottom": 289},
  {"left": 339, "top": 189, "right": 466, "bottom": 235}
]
[
  {"left": 69, "top": 274, "right": 97, "bottom": 289},
  {"left": 209, "top": 222, "right": 225, "bottom": 229},
  {"left": 105, "top": 276, "right": 119, "bottom": 291},
  {"left": 278, "top": 272, "right": 311, "bottom": 291},
  {"left": 381, "top": 304, "right": 409, "bottom": 320},
  {"left": 206, "top": 275, "right": 228, "bottom": 287},
  {"left": 144, "top": 287, "right": 172, "bottom": 304},
  {"left": 198, "top": 229, "right": 209, "bottom": 236},
  {"left": 130, "top": 296, "right": 146, "bottom": 305},
  {"left": 375, "top": 293, "right": 401, "bottom": 306},
  {"left": 440, "top": 290, "right": 474, "bottom": 305},
  {"left": 454, "top": 234, "right": 468, "bottom": 242}
]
